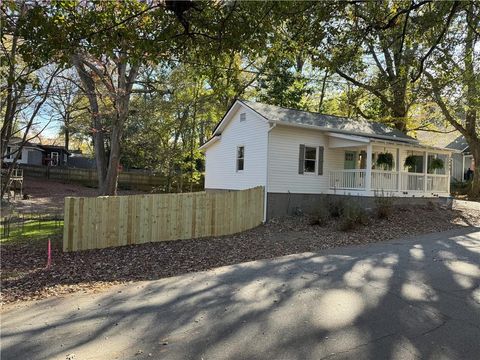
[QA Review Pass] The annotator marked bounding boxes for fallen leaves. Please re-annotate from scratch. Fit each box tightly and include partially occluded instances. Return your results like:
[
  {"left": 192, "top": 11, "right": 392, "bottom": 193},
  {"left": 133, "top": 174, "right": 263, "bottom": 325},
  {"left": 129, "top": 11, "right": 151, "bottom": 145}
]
[{"left": 1, "top": 205, "right": 479, "bottom": 305}]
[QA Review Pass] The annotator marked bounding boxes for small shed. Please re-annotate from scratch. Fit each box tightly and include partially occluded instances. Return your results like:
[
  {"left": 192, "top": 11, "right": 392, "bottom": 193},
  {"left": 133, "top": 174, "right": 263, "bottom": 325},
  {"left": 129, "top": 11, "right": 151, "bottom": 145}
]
[{"left": 40, "top": 145, "right": 71, "bottom": 167}]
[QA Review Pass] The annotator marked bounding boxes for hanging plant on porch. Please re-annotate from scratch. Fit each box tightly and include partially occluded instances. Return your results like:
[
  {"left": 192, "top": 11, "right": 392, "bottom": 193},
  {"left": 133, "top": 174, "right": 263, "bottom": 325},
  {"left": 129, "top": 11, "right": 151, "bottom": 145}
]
[
  {"left": 404, "top": 155, "right": 418, "bottom": 170},
  {"left": 376, "top": 152, "right": 394, "bottom": 169},
  {"left": 429, "top": 158, "right": 444, "bottom": 171}
]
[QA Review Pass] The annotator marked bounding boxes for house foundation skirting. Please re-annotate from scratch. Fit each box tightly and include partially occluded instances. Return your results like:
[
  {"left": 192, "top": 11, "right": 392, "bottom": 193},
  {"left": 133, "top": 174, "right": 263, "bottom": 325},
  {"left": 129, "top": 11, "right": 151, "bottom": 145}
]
[{"left": 266, "top": 192, "right": 450, "bottom": 219}]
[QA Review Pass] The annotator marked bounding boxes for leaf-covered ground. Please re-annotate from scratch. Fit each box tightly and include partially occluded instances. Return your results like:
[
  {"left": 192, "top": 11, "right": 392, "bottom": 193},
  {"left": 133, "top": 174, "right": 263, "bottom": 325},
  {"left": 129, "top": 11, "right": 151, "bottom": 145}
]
[{"left": 1, "top": 203, "right": 479, "bottom": 306}]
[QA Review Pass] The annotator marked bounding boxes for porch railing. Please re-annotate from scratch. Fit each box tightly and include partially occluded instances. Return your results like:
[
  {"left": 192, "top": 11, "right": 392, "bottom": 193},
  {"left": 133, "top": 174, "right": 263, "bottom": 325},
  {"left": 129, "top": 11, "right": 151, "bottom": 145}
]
[
  {"left": 329, "top": 170, "right": 449, "bottom": 193},
  {"left": 329, "top": 169, "right": 366, "bottom": 190},
  {"left": 427, "top": 174, "right": 449, "bottom": 192},
  {"left": 400, "top": 173, "right": 424, "bottom": 191},
  {"left": 372, "top": 170, "right": 398, "bottom": 191}
]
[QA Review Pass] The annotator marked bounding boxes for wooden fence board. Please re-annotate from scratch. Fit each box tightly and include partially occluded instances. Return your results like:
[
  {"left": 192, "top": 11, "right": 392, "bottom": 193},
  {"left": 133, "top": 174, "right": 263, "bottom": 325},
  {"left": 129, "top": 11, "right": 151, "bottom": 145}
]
[{"left": 63, "top": 187, "right": 264, "bottom": 251}]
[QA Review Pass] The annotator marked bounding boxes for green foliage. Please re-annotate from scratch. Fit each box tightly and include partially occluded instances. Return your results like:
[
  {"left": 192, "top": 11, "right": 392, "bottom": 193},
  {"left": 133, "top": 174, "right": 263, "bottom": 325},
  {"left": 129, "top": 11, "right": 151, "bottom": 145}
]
[
  {"left": 376, "top": 153, "right": 394, "bottom": 170},
  {"left": 338, "top": 201, "right": 368, "bottom": 231},
  {"left": 310, "top": 205, "right": 330, "bottom": 227},
  {"left": 374, "top": 191, "right": 395, "bottom": 219},
  {"left": 327, "top": 196, "right": 345, "bottom": 218},
  {"left": 121, "top": 64, "right": 223, "bottom": 190},
  {"left": 1, "top": 220, "right": 63, "bottom": 245},
  {"left": 404, "top": 155, "right": 418, "bottom": 170},
  {"left": 303, "top": 1, "right": 461, "bottom": 133},
  {"left": 257, "top": 58, "right": 310, "bottom": 109},
  {"left": 7, "top": 0, "right": 478, "bottom": 197},
  {"left": 429, "top": 158, "right": 444, "bottom": 171}
]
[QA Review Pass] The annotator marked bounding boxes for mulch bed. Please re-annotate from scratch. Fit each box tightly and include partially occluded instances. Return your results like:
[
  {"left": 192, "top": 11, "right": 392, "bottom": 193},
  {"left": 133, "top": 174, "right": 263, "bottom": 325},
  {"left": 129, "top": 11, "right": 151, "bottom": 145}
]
[{"left": 1, "top": 204, "right": 479, "bottom": 306}]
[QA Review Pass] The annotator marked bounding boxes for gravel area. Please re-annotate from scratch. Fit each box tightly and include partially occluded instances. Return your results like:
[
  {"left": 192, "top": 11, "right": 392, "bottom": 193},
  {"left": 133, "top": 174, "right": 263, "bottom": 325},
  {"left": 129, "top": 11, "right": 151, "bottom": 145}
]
[{"left": 2, "top": 203, "right": 479, "bottom": 306}]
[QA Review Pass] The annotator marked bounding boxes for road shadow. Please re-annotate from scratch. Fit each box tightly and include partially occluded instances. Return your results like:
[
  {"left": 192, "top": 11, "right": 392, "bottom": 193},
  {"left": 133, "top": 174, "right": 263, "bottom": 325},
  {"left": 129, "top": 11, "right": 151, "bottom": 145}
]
[{"left": 1, "top": 227, "right": 479, "bottom": 359}]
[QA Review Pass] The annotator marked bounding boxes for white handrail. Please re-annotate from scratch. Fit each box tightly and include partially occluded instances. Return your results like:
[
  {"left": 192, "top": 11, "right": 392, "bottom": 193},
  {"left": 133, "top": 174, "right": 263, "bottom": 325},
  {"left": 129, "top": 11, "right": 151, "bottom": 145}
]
[{"left": 329, "top": 170, "right": 449, "bottom": 193}]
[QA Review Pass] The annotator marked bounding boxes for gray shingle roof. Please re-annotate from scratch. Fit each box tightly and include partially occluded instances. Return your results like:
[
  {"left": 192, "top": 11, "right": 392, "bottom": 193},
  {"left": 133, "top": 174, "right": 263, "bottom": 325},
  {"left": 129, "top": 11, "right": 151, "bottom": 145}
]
[
  {"left": 241, "top": 100, "right": 416, "bottom": 143},
  {"left": 445, "top": 136, "right": 469, "bottom": 152},
  {"left": 416, "top": 131, "right": 469, "bottom": 152}
]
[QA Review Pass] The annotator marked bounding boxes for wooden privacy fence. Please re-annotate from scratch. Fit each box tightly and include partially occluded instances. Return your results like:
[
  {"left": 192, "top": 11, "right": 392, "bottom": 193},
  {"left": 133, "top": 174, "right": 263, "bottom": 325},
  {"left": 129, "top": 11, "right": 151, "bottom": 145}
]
[
  {"left": 63, "top": 187, "right": 264, "bottom": 252},
  {"left": 20, "top": 165, "right": 177, "bottom": 191}
]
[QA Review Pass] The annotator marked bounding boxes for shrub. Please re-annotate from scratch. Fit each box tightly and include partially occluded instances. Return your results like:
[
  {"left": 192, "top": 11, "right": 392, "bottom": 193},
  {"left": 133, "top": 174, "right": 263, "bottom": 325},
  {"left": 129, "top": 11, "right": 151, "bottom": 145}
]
[
  {"left": 374, "top": 191, "right": 394, "bottom": 219},
  {"left": 327, "top": 196, "right": 345, "bottom": 218},
  {"left": 310, "top": 206, "right": 330, "bottom": 226},
  {"left": 338, "top": 201, "right": 368, "bottom": 231},
  {"left": 451, "top": 180, "right": 471, "bottom": 196}
]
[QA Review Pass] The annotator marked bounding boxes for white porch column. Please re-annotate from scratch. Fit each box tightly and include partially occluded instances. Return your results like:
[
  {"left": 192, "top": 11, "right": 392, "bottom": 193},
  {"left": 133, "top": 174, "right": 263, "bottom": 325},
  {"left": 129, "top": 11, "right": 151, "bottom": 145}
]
[
  {"left": 365, "top": 143, "right": 373, "bottom": 192},
  {"left": 447, "top": 154, "right": 452, "bottom": 193},
  {"left": 424, "top": 151, "right": 428, "bottom": 192},
  {"left": 396, "top": 148, "right": 401, "bottom": 191}
]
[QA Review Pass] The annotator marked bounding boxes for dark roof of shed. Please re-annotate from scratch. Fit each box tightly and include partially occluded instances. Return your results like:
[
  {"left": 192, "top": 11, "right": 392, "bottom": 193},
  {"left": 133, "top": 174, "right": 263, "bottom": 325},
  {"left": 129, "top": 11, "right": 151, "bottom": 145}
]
[
  {"left": 240, "top": 100, "right": 416, "bottom": 142},
  {"left": 40, "top": 144, "right": 71, "bottom": 154}
]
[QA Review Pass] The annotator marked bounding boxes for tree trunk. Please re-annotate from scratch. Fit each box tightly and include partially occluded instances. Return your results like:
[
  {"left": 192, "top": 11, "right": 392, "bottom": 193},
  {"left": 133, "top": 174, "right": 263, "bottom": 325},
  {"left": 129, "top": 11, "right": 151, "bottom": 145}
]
[
  {"left": 318, "top": 70, "right": 328, "bottom": 113},
  {"left": 101, "top": 126, "right": 121, "bottom": 195},
  {"left": 468, "top": 144, "right": 480, "bottom": 198},
  {"left": 72, "top": 55, "right": 108, "bottom": 191},
  {"left": 1, "top": 13, "right": 20, "bottom": 169},
  {"left": 64, "top": 114, "right": 70, "bottom": 150},
  {"left": 464, "top": 4, "right": 479, "bottom": 199}
]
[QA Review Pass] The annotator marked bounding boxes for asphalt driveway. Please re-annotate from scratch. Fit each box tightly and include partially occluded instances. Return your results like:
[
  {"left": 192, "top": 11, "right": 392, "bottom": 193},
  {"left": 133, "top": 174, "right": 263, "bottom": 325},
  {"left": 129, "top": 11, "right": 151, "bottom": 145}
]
[{"left": 2, "top": 227, "right": 479, "bottom": 360}]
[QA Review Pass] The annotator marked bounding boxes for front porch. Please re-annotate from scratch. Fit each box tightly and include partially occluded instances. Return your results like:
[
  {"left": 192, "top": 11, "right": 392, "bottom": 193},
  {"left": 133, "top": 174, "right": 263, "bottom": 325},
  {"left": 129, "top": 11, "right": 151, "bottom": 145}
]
[{"left": 327, "top": 133, "right": 451, "bottom": 197}]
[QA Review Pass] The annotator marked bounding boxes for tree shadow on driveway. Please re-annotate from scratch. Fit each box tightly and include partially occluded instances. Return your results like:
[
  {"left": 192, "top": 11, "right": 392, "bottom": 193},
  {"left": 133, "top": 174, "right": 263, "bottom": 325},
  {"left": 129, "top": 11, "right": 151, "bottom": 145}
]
[{"left": 1, "top": 227, "right": 480, "bottom": 360}]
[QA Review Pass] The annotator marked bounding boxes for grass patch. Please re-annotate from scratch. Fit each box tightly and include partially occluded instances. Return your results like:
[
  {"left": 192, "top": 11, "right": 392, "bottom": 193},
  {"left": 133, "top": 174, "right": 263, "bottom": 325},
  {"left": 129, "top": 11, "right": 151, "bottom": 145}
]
[{"left": 1, "top": 220, "right": 63, "bottom": 245}]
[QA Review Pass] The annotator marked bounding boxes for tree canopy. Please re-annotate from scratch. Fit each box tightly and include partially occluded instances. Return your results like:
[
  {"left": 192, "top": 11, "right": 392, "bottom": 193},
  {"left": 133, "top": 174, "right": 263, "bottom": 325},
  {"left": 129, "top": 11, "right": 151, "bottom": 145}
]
[{"left": 3, "top": 0, "right": 479, "bottom": 197}]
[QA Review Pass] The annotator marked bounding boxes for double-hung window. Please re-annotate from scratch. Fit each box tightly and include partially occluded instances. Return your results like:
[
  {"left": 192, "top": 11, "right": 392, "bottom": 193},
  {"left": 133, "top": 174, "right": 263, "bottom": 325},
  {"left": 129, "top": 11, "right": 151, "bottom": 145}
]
[
  {"left": 304, "top": 146, "right": 317, "bottom": 173},
  {"left": 299, "top": 144, "right": 324, "bottom": 175}
]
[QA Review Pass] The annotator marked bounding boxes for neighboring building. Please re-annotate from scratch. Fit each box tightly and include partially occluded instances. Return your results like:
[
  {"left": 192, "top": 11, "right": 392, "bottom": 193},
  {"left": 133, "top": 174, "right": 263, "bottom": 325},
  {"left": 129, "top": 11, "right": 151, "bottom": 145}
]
[
  {"left": 68, "top": 149, "right": 97, "bottom": 169},
  {"left": 3, "top": 138, "right": 44, "bottom": 166},
  {"left": 445, "top": 136, "right": 473, "bottom": 182},
  {"left": 416, "top": 131, "right": 473, "bottom": 183},
  {"left": 40, "top": 145, "right": 71, "bottom": 167},
  {"left": 3, "top": 138, "right": 71, "bottom": 167},
  {"left": 200, "top": 100, "right": 454, "bottom": 219}
]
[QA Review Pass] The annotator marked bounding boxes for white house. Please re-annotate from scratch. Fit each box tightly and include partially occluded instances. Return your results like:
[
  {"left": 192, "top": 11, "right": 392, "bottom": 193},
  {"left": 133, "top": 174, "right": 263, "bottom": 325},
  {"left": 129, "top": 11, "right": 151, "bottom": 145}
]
[
  {"left": 3, "top": 138, "right": 44, "bottom": 166},
  {"left": 416, "top": 132, "right": 474, "bottom": 183},
  {"left": 438, "top": 135, "right": 473, "bottom": 182},
  {"left": 200, "top": 100, "right": 455, "bottom": 219}
]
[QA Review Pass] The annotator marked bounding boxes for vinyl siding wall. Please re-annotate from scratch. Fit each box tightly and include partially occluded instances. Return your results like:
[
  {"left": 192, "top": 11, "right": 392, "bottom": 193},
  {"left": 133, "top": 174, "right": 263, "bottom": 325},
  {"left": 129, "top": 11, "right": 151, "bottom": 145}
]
[
  {"left": 4, "top": 147, "right": 42, "bottom": 165},
  {"left": 267, "top": 125, "right": 345, "bottom": 193},
  {"left": 204, "top": 107, "right": 269, "bottom": 190}
]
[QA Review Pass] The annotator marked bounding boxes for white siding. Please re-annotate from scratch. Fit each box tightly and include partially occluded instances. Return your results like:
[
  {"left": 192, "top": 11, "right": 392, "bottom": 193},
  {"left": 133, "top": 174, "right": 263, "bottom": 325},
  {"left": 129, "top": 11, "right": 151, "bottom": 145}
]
[
  {"left": 267, "top": 125, "right": 345, "bottom": 193},
  {"left": 451, "top": 153, "right": 463, "bottom": 181},
  {"left": 3, "top": 146, "right": 36, "bottom": 165},
  {"left": 204, "top": 106, "right": 269, "bottom": 190}
]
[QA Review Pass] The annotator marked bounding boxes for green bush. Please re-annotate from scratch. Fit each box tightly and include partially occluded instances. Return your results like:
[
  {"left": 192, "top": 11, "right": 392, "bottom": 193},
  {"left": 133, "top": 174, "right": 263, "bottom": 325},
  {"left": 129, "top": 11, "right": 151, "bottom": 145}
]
[
  {"left": 374, "top": 191, "right": 395, "bottom": 219},
  {"left": 451, "top": 180, "right": 471, "bottom": 195},
  {"left": 338, "top": 201, "right": 368, "bottom": 231},
  {"left": 327, "top": 196, "right": 345, "bottom": 218},
  {"left": 310, "top": 206, "right": 330, "bottom": 226}
]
